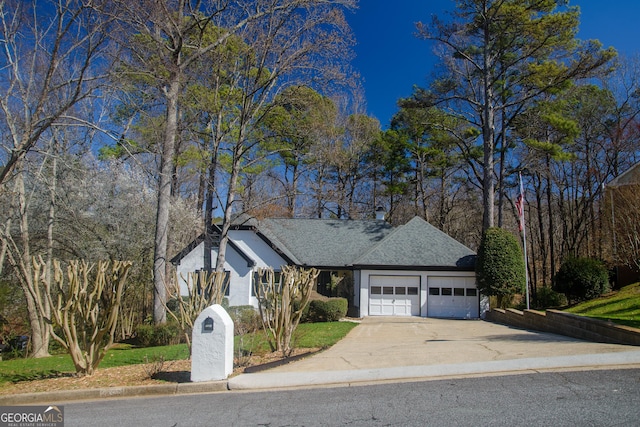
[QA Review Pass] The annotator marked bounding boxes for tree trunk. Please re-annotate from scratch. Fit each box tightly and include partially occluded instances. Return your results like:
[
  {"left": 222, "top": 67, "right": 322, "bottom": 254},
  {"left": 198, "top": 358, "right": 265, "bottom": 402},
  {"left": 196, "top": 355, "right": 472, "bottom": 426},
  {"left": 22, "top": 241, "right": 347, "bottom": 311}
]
[
  {"left": 497, "top": 109, "right": 507, "bottom": 228},
  {"left": 481, "top": 7, "right": 495, "bottom": 231},
  {"left": 216, "top": 132, "right": 244, "bottom": 272},
  {"left": 534, "top": 173, "right": 548, "bottom": 286},
  {"left": 153, "top": 75, "right": 181, "bottom": 324},
  {"left": 14, "top": 168, "right": 50, "bottom": 357},
  {"left": 545, "top": 155, "right": 557, "bottom": 284},
  {"left": 290, "top": 162, "right": 299, "bottom": 217},
  {"left": 203, "top": 150, "right": 217, "bottom": 273},
  {"left": 439, "top": 171, "right": 447, "bottom": 230},
  {"left": 481, "top": 107, "right": 496, "bottom": 230}
]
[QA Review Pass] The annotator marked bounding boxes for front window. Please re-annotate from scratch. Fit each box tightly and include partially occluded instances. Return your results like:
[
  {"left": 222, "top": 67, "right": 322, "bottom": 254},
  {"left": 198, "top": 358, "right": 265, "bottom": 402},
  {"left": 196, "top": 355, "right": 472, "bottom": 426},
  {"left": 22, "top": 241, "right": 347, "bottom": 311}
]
[
  {"left": 252, "top": 270, "right": 281, "bottom": 297},
  {"left": 196, "top": 269, "right": 230, "bottom": 297}
]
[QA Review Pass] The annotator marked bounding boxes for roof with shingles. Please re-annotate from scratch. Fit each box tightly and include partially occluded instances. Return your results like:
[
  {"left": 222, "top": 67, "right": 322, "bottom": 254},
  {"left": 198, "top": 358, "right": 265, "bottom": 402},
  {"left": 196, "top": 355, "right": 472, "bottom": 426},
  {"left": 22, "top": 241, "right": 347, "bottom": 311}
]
[
  {"left": 353, "top": 216, "right": 476, "bottom": 268},
  {"left": 171, "top": 215, "right": 476, "bottom": 270},
  {"left": 258, "top": 218, "right": 394, "bottom": 267},
  {"left": 256, "top": 216, "right": 475, "bottom": 269}
]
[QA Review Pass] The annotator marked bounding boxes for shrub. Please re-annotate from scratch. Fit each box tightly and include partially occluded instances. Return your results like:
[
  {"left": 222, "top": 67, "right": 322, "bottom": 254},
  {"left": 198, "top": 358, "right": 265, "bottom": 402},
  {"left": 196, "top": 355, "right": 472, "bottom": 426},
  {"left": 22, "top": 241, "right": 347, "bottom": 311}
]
[
  {"left": 254, "top": 266, "right": 318, "bottom": 355},
  {"left": 135, "top": 324, "right": 155, "bottom": 347},
  {"left": 142, "top": 354, "right": 166, "bottom": 379},
  {"left": 476, "top": 227, "right": 526, "bottom": 308},
  {"left": 294, "top": 298, "right": 312, "bottom": 323},
  {"left": 0, "top": 334, "right": 29, "bottom": 360},
  {"left": 153, "top": 323, "right": 182, "bottom": 346},
  {"left": 308, "top": 298, "right": 348, "bottom": 322},
  {"left": 39, "top": 259, "right": 132, "bottom": 376},
  {"left": 533, "top": 286, "right": 568, "bottom": 309},
  {"left": 554, "top": 257, "right": 610, "bottom": 303},
  {"left": 135, "top": 323, "right": 182, "bottom": 347},
  {"left": 226, "top": 305, "right": 261, "bottom": 335}
]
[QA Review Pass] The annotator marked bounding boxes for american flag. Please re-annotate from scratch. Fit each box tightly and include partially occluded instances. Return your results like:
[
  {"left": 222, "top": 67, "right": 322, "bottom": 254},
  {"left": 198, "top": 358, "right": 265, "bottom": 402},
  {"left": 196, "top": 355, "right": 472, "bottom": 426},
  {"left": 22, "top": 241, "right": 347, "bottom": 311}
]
[{"left": 516, "top": 173, "right": 525, "bottom": 232}]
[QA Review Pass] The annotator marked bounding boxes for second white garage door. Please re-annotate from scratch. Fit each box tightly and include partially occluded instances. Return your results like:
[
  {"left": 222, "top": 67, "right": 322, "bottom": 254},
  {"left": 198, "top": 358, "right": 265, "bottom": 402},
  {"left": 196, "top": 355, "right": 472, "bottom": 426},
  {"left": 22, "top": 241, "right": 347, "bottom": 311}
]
[
  {"left": 427, "top": 276, "right": 479, "bottom": 319},
  {"left": 369, "top": 275, "right": 420, "bottom": 316}
]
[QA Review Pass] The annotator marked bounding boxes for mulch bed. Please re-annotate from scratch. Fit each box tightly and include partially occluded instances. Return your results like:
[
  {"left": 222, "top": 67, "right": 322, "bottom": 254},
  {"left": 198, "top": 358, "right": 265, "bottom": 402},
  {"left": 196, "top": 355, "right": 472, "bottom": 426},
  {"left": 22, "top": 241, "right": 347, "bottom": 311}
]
[{"left": 0, "top": 348, "right": 320, "bottom": 396}]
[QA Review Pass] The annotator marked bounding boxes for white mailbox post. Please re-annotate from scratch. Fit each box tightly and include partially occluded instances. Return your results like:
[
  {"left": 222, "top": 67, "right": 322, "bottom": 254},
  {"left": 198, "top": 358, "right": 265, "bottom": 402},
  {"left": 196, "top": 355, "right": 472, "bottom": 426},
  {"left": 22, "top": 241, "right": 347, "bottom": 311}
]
[{"left": 191, "top": 304, "right": 234, "bottom": 382}]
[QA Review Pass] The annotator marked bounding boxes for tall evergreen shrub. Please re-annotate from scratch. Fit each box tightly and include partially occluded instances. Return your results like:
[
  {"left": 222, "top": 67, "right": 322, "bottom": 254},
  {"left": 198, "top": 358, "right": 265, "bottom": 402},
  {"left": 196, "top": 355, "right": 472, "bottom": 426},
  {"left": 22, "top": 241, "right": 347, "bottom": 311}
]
[{"left": 476, "top": 227, "right": 526, "bottom": 308}]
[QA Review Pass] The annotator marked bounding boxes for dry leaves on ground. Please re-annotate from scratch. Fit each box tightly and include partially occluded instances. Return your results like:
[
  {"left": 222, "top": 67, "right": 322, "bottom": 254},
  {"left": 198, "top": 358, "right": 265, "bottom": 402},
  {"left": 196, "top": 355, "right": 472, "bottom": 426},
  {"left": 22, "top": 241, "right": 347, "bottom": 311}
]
[{"left": 0, "top": 348, "right": 319, "bottom": 397}]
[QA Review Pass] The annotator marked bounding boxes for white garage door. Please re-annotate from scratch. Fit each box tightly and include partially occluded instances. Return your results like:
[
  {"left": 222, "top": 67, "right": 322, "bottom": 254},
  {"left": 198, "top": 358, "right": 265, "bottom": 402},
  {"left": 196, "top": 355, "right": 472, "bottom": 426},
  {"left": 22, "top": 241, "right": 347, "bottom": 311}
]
[
  {"left": 427, "top": 277, "right": 479, "bottom": 319},
  {"left": 369, "top": 275, "right": 420, "bottom": 316}
]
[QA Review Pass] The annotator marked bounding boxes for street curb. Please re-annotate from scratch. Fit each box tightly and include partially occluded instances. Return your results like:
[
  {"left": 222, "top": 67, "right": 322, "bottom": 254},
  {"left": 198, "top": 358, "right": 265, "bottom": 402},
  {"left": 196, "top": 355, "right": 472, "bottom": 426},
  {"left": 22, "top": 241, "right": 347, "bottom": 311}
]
[
  {"left": 4, "top": 351, "right": 640, "bottom": 403},
  {"left": 0, "top": 380, "right": 229, "bottom": 405},
  {"left": 227, "top": 350, "right": 640, "bottom": 390}
]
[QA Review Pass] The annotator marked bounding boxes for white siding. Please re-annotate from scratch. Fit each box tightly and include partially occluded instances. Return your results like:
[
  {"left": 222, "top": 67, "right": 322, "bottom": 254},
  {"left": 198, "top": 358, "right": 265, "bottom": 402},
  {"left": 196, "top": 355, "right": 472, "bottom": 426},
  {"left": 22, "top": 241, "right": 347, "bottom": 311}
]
[
  {"left": 229, "top": 230, "right": 287, "bottom": 269},
  {"left": 175, "top": 242, "right": 248, "bottom": 303},
  {"left": 174, "top": 232, "right": 288, "bottom": 309}
]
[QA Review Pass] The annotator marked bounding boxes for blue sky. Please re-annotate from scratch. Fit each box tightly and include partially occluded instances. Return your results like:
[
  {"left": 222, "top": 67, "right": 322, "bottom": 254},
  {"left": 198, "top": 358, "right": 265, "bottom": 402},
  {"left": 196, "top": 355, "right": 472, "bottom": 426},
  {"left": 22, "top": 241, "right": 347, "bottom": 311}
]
[{"left": 347, "top": 0, "right": 640, "bottom": 127}]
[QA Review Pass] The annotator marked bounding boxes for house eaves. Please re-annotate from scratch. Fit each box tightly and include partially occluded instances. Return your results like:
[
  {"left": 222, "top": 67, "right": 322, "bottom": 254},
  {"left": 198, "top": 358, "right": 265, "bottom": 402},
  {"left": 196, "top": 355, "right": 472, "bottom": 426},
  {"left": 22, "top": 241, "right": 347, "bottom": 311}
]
[
  {"left": 170, "top": 224, "right": 256, "bottom": 268},
  {"left": 608, "top": 161, "right": 640, "bottom": 187}
]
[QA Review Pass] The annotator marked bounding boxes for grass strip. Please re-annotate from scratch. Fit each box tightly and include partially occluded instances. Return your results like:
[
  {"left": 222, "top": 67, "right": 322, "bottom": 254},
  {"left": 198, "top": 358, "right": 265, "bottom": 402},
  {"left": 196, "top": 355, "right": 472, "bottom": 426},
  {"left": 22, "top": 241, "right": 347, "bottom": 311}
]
[{"left": 564, "top": 283, "right": 640, "bottom": 329}]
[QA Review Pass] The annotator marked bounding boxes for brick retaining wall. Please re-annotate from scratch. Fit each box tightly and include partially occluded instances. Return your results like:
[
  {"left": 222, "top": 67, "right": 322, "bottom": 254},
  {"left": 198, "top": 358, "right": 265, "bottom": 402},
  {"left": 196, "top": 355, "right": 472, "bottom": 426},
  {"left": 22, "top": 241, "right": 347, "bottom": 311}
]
[{"left": 485, "top": 308, "right": 640, "bottom": 346}]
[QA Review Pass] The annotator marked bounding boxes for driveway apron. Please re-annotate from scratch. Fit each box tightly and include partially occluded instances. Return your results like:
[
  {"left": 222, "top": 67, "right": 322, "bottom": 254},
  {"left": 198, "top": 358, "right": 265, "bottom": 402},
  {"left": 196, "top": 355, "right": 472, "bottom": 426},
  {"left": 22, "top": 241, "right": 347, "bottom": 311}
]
[{"left": 265, "top": 317, "right": 637, "bottom": 373}]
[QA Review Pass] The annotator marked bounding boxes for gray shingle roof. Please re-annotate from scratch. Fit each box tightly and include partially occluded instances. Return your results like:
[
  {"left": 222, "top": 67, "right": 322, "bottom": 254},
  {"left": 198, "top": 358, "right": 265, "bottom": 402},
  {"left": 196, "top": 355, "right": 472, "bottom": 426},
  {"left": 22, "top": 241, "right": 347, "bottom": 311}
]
[
  {"left": 257, "top": 216, "right": 475, "bottom": 269},
  {"left": 353, "top": 216, "right": 476, "bottom": 268},
  {"left": 259, "top": 218, "right": 393, "bottom": 267}
]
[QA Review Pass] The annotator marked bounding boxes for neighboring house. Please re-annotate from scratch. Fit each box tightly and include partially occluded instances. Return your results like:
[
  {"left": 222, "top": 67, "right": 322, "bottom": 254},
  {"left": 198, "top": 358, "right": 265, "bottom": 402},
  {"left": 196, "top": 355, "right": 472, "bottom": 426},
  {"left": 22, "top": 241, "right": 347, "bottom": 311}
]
[
  {"left": 608, "top": 162, "right": 640, "bottom": 187},
  {"left": 171, "top": 214, "right": 483, "bottom": 319},
  {"left": 606, "top": 161, "right": 640, "bottom": 286}
]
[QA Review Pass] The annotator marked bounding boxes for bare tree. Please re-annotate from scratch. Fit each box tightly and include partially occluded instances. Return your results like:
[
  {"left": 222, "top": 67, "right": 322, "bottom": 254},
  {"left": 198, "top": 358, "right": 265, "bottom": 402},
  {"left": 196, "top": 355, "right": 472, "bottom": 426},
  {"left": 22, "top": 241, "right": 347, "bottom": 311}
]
[
  {"left": 109, "top": 0, "right": 356, "bottom": 324},
  {"left": 0, "top": 1, "right": 114, "bottom": 356},
  {"left": 0, "top": 164, "right": 53, "bottom": 357},
  {"left": 0, "top": 0, "right": 112, "bottom": 187},
  {"left": 213, "top": 0, "right": 356, "bottom": 273}
]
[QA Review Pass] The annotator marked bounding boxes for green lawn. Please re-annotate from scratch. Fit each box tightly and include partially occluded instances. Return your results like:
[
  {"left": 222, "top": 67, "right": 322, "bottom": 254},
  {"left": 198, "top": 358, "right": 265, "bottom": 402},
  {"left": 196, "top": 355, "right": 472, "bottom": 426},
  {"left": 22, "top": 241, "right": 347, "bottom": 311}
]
[
  {"left": 564, "top": 283, "right": 640, "bottom": 329},
  {"left": 235, "top": 320, "right": 359, "bottom": 354},
  {"left": 0, "top": 321, "right": 358, "bottom": 387},
  {"left": 0, "top": 343, "right": 190, "bottom": 385}
]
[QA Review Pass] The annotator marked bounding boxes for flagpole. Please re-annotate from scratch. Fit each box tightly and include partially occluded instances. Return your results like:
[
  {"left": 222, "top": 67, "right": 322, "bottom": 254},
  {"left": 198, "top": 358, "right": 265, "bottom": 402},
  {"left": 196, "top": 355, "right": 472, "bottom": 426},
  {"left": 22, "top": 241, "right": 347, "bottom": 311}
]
[{"left": 519, "top": 172, "right": 530, "bottom": 310}]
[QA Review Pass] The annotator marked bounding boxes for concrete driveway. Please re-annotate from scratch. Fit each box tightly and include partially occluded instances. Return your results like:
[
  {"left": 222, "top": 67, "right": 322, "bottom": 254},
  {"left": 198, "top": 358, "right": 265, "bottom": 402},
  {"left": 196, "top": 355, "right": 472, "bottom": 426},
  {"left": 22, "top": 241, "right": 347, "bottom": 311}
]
[
  {"left": 266, "top": 316, "right": 636, "bottom": 372},
  {"left": 228, "top": 317, "right": 640, "bottom": 390}
]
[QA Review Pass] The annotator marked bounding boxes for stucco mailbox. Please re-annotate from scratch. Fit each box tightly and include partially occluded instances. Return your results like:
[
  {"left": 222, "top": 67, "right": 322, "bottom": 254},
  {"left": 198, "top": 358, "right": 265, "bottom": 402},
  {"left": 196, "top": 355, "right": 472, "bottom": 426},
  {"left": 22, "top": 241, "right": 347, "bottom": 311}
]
[{"left": 191, "top": 304, "right": 234, "bottom": 382}]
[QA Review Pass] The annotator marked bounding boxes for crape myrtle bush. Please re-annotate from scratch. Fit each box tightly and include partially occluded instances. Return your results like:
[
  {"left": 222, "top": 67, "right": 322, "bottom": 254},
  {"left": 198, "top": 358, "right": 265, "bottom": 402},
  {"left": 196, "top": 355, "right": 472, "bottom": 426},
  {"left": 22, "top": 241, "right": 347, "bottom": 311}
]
[{"left": 553, "top": 257, "right": 610, "bottom": 303}]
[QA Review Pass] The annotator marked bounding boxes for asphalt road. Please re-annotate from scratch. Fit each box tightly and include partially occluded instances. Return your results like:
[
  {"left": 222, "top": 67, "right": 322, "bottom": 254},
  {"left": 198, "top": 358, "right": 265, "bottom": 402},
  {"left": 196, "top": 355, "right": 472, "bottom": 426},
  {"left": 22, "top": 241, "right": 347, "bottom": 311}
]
[{"left": 64, "top": 368, "right": 640, "bottom": 427}]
